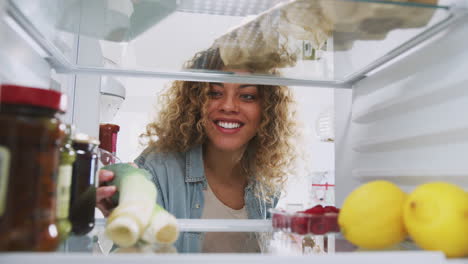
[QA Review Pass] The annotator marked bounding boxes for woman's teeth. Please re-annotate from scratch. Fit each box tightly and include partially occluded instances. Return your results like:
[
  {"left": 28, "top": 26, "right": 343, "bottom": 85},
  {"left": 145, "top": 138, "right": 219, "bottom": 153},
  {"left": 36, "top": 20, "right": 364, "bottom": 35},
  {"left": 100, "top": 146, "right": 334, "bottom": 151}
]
[{"left": 217, "top": 121, "right": 241, "bottom": 129}]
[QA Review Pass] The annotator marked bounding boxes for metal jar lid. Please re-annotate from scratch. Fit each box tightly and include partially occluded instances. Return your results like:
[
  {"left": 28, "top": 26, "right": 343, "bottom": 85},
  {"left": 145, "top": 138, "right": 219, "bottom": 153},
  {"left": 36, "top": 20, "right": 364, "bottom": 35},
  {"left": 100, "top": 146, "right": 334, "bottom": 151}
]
[{"left": 73, "top": 132, "right": 100, "bottom": 146}]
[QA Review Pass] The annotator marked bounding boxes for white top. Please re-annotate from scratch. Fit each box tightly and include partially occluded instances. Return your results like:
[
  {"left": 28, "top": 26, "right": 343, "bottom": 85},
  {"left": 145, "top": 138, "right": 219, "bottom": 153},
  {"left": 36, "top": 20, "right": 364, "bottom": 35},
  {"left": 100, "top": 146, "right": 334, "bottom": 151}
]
[{"left": 201, "top": 184, "right": 260, "bottom": 253}]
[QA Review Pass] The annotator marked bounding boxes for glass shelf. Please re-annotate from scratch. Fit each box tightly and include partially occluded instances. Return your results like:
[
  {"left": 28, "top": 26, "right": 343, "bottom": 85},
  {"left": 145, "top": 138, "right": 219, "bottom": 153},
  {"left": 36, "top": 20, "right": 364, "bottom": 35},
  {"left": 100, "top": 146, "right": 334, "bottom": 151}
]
[
  {"left": 0, "top": 251, "right": 448, "bottom": 264},
  {"left": 4, "top": 0, "right": 467, "bottom": 87},
  {"left": 0, "top": 219, "right": 458, "bottom": 262},
  {"left": 56, "top": 218, "right": 420, "bottom": 256}
]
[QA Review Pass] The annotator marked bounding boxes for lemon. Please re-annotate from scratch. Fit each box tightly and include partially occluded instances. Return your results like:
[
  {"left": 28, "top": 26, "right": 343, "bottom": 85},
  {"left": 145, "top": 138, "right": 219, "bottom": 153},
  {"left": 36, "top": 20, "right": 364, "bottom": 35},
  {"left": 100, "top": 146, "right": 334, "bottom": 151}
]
[
  {"left": 338, "top": 180, "right": 407, "bottom": 249},
  {"left": 403, "top": 182, "right": 468, "bottom": 258}
]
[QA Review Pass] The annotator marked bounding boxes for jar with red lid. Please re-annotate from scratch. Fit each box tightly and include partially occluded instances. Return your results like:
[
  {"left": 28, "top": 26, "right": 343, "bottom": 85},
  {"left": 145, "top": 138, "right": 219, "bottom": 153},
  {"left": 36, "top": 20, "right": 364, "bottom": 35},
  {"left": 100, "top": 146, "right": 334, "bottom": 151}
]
[{"left": 0, "top": 84, "right": 67, "bottom": 251}]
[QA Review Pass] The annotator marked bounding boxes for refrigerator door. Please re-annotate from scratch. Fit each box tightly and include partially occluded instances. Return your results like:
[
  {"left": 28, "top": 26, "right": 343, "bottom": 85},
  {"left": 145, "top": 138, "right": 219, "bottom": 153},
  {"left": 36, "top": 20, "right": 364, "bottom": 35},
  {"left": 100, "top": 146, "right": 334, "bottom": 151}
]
[{"left": 0, "top": 251, "right": 447, "bottom": 264}]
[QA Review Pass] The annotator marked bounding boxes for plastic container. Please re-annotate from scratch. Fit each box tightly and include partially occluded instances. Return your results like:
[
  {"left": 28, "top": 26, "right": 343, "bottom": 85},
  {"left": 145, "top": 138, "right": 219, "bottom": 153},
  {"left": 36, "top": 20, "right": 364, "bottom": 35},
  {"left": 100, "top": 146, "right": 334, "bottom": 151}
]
[
  {"left": 270, "top": 208, "right": 339, "bottom": 235},
  {"left": 69, "top": 133, "right": 100, "bottom": 235},
  {"left": 0, "top": 84, "right": 67, "bottom": 251}
]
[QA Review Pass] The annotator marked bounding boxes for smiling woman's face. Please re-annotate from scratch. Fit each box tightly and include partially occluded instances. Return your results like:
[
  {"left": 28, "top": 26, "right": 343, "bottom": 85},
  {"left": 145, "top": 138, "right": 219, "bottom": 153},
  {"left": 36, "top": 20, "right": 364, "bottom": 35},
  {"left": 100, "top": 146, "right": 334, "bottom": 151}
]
[{"left": 203, "top": 79, "right": 262, "bottom": 153}]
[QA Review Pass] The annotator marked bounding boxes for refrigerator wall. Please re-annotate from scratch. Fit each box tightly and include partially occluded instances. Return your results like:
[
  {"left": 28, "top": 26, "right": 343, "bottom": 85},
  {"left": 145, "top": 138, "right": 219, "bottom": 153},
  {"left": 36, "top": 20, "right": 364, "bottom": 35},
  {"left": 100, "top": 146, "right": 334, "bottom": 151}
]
[{"left": 335, "top": 13, "right": 468, "bottom": 206}]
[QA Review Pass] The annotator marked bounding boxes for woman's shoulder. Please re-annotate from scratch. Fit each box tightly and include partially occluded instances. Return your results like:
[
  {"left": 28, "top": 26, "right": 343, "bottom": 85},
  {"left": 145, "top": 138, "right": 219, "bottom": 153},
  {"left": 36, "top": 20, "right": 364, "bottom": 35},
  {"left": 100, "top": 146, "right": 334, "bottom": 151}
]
[
  {"left": 133, "top": 145, "right": 204, "bottom": 185},
  {"left": 134, "top": 146, "right": 185, "bottom": 170}
]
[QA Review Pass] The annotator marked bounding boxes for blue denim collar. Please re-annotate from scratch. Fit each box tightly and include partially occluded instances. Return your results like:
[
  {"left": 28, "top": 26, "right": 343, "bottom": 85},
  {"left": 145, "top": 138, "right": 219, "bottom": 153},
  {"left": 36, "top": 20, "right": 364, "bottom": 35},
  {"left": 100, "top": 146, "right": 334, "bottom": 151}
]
[
  {"left": 185, "top": 145, "right": 206, "bottom": 183},
  {"left": 185, "top": 145, "right": 258, "bottom": 193}
]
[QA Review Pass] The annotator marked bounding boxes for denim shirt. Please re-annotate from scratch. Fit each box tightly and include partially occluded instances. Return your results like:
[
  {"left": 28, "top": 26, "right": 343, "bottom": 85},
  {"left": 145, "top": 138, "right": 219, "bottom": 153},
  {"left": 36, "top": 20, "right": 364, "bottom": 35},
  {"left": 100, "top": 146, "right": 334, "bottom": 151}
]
[{"left": 134, "top": 145, "right": 277, "bottom": 253}]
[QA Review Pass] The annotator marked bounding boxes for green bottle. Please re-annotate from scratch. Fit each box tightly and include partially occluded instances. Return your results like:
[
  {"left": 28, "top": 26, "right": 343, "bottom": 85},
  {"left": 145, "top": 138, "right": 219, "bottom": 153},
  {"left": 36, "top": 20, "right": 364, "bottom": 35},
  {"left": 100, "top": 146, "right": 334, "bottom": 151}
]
[{"left": 56, "top": 124, "right": 76, "bottom": 242}]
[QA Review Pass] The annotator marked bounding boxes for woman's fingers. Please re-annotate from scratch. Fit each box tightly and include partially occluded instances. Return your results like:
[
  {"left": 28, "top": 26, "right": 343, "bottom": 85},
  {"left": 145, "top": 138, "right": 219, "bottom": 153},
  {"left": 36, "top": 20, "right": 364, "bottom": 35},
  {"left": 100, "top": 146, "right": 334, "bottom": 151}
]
[
  {"left": 96, "top": 170, "right": 117, "bottom": 217},
  {"left": 98, "top": 169, "right": 114, "bottom": 186},
  {"left": 96, "top": 198, "right": 114, "bottom": 217},
  {"left": 97, "top": 186, "right": 117, "bottom": 202},
  {"left": 96, "top": 185, "right": 117, "bottom": 217}
]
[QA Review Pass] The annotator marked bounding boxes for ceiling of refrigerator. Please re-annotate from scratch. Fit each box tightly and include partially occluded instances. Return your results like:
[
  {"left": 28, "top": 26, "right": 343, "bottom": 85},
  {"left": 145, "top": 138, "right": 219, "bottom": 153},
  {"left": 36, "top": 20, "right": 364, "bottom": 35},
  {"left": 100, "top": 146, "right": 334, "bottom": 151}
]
[{"left": 5, "top": 0, "right": 465, "bottom": 87}]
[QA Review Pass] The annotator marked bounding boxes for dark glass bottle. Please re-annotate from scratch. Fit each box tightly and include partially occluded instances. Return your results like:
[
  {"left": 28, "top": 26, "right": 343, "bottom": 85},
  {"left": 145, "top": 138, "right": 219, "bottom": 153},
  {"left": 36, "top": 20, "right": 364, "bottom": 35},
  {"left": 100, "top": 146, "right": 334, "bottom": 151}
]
[
  {"left": 69, "top": 133, "right": 99, "bottom": 235},
  {"left": 0, "top": 84, "right": 66, "bottom": 251}
]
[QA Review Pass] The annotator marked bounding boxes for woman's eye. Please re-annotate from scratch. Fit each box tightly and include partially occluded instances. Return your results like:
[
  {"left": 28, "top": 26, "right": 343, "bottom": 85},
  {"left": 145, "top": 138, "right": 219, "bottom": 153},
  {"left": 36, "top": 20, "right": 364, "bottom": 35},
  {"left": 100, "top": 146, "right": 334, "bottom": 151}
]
[
  {"left": 240, "top": 94, "right": 257, "bottom": 101},
  {"left": 208, "top": 90, "right": 222, "bottom": 98}
]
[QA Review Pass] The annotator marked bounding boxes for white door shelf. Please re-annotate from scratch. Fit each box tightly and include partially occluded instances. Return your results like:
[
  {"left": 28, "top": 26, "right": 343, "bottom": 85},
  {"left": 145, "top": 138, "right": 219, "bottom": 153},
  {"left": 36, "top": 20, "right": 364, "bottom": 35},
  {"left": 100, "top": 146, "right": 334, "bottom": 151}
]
[{"left": 0, "top": 251, "right": 451, "bottom": 264}]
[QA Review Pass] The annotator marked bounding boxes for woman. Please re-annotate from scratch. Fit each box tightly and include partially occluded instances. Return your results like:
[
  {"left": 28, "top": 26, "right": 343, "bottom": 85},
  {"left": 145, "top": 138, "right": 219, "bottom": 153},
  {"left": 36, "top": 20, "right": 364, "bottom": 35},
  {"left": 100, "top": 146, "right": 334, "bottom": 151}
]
[{"left": 97, "top": 47, "right": 298, "bottom": 253}]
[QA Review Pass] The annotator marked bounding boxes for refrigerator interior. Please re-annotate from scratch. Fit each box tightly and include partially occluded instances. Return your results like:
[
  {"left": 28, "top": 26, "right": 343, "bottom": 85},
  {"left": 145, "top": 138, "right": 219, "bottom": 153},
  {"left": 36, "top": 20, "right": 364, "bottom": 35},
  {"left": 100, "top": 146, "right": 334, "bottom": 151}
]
[
  {"left": 1, "top": 0, "right": 468, "bottom": 262},
  {"left": 335, "top": 16, "right": 468, "bottom": 205}
]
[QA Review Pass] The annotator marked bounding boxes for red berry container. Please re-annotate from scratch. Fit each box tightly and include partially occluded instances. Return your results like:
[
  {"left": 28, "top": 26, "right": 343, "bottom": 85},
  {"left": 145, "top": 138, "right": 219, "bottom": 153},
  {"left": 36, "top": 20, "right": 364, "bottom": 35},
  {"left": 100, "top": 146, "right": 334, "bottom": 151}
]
[
  {"left": 269, "top": 207, "right": 340, "bottom": 235},
  {"left": 324, "top": 212, "right": 340, "bottom": 233},
  {"left": 270, "top": 209, "right": 291, "bottom": 232}
]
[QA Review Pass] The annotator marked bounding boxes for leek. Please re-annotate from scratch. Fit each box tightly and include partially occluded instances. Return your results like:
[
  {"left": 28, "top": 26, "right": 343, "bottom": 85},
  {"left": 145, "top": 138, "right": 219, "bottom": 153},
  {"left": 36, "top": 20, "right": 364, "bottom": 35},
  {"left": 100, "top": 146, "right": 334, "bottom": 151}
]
[
  {"left": 102, "top": 163, "right": 157, "bottom": 247},
  {"left": 141, "top": 204, "right": 179, "bottom": 245},
  {"left": 101, "top": 163, "right": 180, "bottom": 248}
]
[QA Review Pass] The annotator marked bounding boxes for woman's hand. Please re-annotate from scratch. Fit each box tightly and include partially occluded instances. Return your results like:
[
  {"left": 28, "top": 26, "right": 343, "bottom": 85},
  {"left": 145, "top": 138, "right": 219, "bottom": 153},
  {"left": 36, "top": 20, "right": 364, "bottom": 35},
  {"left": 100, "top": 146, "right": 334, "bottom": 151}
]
[
  {"left": 96, "top": 163, "right": 138, "bottom": 217},
  {"left": 96, "top": 169, "right": 117, "bottom": 217}
]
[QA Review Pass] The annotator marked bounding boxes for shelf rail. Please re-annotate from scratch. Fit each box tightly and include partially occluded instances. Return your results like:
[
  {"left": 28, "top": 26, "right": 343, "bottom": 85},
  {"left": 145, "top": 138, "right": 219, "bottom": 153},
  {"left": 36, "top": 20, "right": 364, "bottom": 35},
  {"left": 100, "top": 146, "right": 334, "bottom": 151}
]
[{"left": 345, "top": 6, "right": 468, "bottom": 86}]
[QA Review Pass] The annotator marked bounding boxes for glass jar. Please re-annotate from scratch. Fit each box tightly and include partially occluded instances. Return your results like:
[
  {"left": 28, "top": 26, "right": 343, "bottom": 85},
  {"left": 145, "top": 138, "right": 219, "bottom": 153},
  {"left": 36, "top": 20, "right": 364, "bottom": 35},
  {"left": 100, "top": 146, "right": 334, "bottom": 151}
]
[
  {"left": 0, "top": 84, "right": 67, "bottom": 251},
  {"left": 56, "top": 124, "right": 76, "bottom": 242},
  {"left": 69, "top": 133, "right": 100, "bottom": 235}
]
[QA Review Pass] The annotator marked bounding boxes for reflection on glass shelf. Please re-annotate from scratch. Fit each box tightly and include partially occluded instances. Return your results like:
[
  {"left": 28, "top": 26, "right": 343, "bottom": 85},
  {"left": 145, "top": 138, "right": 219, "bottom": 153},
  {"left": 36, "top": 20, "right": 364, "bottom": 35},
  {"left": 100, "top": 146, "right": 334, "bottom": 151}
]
[
  {"left": 57, "top": 218, "right": 427, "bottom": 255},
  {"left": 6, "top": 0, "right": 464, "bottom": 86},
  {"left": 62, "top": 218, "right": 349, "bottom": 254}
]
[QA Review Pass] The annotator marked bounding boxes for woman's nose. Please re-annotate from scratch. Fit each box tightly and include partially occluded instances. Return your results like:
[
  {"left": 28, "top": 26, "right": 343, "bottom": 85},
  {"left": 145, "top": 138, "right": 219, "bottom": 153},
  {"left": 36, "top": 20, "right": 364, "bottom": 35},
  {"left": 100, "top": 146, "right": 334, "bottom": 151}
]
[{"left": 220, "top": 95, "right": 239, "bottom": 113}]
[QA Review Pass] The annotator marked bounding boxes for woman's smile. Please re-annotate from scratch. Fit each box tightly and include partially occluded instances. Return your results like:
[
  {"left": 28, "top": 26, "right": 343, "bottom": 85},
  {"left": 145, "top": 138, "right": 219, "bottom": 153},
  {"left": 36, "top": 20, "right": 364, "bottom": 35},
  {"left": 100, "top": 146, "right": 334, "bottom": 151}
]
[{"left": 214, "top": 119, "right": 245, "bottom": 134}]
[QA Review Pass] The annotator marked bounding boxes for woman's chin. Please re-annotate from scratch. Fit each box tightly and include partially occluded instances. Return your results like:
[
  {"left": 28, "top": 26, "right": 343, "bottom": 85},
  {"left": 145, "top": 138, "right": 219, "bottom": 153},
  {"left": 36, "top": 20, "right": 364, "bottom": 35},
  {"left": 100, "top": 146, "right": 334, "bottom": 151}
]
[{"left": 209, "top": 141, "right": 247, "bottom": 154}]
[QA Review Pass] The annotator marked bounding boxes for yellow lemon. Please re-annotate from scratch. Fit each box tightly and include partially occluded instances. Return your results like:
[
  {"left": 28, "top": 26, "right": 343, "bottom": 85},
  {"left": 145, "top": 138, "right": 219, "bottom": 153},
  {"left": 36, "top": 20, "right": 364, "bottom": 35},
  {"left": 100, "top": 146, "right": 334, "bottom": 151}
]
[
  {"left": 338, "top": 180, "right": 407, "bottom": 249},
  {"left": 403, "top": 182, "right": 468, "bottom": 258}
]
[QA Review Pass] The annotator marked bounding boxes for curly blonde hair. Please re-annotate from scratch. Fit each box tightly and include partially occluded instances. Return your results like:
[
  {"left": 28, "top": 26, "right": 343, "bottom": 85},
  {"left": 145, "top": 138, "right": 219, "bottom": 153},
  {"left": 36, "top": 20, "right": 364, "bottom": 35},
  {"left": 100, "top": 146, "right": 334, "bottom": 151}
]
[{"left": 142, "top": 47, "right": 298, "bottom": 199}]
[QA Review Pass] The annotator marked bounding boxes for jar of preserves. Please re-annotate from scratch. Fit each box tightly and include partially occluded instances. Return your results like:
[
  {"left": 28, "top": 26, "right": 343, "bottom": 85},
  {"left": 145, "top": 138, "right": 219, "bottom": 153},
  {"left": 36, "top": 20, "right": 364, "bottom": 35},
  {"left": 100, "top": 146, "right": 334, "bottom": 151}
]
[
  {"left": 69, "top": 133, "right": 99, "bottom": 235},
  {"left": 56, "top": 124, "right": 76, "bottom": 242},
  {"left": 0, "top": 84, "right": 67, "bottom": 251}
]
